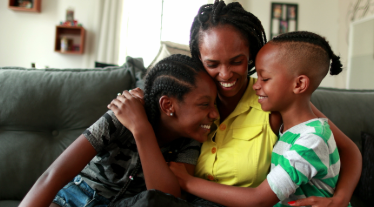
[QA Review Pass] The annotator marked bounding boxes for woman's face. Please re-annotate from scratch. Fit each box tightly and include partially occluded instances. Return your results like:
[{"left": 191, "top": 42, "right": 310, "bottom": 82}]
[
  {"left": 173, "top": 72, "right": 218, "bottom": 143},
  {"left": 198, "top": 25, "right": 251, "bottom": 99}
]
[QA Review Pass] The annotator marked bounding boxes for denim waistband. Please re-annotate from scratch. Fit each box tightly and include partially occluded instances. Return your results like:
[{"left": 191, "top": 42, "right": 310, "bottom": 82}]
[{"left": 74, "top": 175, "right": 110, "bottom": 204}]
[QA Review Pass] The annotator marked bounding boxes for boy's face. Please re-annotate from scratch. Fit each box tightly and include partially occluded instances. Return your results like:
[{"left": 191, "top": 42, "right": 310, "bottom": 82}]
[{"left": 253, "top": 43, "right": 295, "bottom": 112}]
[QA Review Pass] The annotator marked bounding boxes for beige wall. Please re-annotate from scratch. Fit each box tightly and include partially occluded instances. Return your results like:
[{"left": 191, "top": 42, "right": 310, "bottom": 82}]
[
  {"left": 1, "top": 0, "right": 372, "bottom": 89},
  {"left": 0, "top": 0, "right": 101, "bottom": 68}
]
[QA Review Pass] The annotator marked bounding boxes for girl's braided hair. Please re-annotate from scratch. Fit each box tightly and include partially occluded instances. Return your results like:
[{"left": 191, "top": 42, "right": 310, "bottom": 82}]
[
  {"left": 190, "top": 0, "right": 267, "bottom": 75},
  {"left": 144, "top": 54, "right": 205, "bottom": 127},
  {"left": 271, "top": 31, "right": 343, "bottom": 75}
]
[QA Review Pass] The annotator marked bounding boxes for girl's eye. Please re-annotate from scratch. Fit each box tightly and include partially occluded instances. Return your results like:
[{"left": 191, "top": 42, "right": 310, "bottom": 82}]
[
  {"left": 206, "top": 64, "right": 217, "bottom": 68},
  {"left": 262, "top": 78, "right": 269, "bottom": 82},
  {"left": 232, "top": 61, "right": 242, "bottom": 65}
]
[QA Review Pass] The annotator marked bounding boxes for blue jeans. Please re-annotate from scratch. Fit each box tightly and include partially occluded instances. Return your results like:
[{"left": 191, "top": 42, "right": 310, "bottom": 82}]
[{"left": 52, "top": 175, "right": 110, "bottom": 207}]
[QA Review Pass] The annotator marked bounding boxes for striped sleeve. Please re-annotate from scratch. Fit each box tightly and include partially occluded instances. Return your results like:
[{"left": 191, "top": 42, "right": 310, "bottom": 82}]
[{"left": 267, "top": 133, "right": 330, "bottom": 200}]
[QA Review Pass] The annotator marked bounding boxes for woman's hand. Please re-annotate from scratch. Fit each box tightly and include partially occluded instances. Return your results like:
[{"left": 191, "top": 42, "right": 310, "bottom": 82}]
[
  {"left": 169, "top": 162, "right": 193, "bottom": 190},
  {"left": 107, "top": 90, "right": 148, "bottom": 134},
  {"left": 289, "top": 196, "right": 343, "bottom": 207}
]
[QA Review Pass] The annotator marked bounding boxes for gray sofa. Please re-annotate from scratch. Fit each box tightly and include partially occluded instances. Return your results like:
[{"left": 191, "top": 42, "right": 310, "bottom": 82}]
[{"left": 0, "top": 58, "right": 373, "bottom": 206}]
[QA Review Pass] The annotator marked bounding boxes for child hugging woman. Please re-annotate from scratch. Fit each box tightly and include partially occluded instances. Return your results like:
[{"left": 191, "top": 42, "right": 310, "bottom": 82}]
[{"left": 19, "top": 54, "right": 218, "bottom": 207}]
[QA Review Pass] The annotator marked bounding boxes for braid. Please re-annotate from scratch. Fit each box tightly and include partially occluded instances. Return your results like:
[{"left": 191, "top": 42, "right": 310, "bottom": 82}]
[
  {"left": 272, "top": 31, "right": 343, "bottom": 75},
  {"left": 143, "top": 54, "right": 205, "bottom": 127},
  {"left": 190, "top": 0, "right": 267, "bottom": 75}
]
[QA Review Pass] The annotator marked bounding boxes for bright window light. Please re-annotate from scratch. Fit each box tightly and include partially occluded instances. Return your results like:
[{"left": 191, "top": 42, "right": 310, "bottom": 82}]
[{"left": 118, "top": 0, "right": 208, "bottom": 67}]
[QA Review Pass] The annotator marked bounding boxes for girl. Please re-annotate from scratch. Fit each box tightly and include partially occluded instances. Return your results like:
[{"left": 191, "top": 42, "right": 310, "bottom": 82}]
[
  {"left": 171, "top": 1, "right": 361, "bottom": 207},
  {"left": 19, "top": 54, "right": 218, "bottom": 207}
]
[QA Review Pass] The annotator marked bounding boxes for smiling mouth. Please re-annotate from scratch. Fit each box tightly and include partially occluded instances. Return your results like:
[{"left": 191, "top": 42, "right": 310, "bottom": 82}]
[
  {"left": 258, "top": 96, "right": 267, "bottom": 100},
  {"left": 201, "top": 124, "right": 211, "bottom": 130},
  {"left": 219, "top": 80, "right": 237, "bottom": 88}
]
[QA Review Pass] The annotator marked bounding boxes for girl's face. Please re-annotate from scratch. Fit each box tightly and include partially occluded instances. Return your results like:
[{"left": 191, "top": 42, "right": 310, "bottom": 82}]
[
  {"left": 198, "top": 25, "right": 251, "bottom": 100},
  {"left": 173, "top": 72, "right": 218, "bottom": 143}
]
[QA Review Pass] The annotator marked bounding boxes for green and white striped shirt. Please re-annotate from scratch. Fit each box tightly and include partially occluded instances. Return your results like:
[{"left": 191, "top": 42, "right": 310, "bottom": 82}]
[{"left": 267, "top": 118, "right": 342, "bottom": 207}]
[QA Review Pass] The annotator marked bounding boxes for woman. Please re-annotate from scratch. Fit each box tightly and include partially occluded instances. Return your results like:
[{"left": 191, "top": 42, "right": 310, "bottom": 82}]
[
  {"left": 19, "top": 54, "right": 218, "bottom": 207},
  {"left": 170, "top": 1, "right": 361, "bottom": 207}
]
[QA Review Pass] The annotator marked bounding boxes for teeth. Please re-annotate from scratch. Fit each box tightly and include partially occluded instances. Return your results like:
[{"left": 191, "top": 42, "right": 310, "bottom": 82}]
[
  {"left": 201, "top": 125, "right": 211, "bottom": 129},
  {"left": 220, "top": 80, "right": 236, "bottom": 88},
  {"left": 258, "top": 96, "right": 266, "bottom": 99}
]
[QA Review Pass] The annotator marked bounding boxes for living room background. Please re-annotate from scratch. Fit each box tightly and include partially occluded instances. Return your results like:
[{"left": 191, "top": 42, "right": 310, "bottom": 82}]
[{"left": 0, "top": 0, "right": 372, "bottom": 89}]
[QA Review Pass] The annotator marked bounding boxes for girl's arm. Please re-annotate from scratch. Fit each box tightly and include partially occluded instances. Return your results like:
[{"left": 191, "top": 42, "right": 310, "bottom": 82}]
[
  {"left": 108, "top": 91, "right": 182, "bottom": 198},
  {"left": 169, "top": 162, "right": 279, "bottom": 206},
  {"left": 289, "top": 104, "right": 361, "bottom": 207},
  {"left": 19, "top": 135, "right": 97, "bottom": 207}
]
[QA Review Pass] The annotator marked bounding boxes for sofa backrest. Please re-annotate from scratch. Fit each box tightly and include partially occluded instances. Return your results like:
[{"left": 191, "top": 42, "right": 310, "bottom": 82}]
[
  {"left": 311, "top": 87, "right": 374, "bottom": 152},
  {"left": 0, "top": 57, "right": 145, "bottom": 200}
]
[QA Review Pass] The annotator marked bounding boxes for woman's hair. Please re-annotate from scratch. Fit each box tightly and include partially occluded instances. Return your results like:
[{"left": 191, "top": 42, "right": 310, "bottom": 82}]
[
  {"left": 190, "top": 0, "right": 267, "bottom": 75},
  {"left": 271, "top": 31, "right": 343, "bottom": 76},
  {"left": 143, "top": 54, "right": 205, "bottom": 127}
]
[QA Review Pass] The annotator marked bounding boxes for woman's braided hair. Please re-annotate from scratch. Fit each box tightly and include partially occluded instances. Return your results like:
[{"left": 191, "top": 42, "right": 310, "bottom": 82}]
[
  {"left": 190, "top": 0, "right": 267, "bottom": 75},
  {"left": 143, "top": 54, "right": 205, "bottom": 127},
  {"left": 271, "top": 31, "right": 343, "bottom": 75}
]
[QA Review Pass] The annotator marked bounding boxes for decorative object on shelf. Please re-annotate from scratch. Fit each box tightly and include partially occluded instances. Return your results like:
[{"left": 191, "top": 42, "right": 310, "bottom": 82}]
[
  {"left": 8, "top": 0, "right": 41, "bottom": 12},
  {"left": 55, "top": 26, "right": 85, "bottom": 54},
  {"left": 270, "top": 3, "right": 298, "bottom": 39},
  {"left": 59, "top": 7, "right": 82, "bottom": 27},
  {"left": 66, "top": 7, "right": 74, "bottom": 21},
  {"left": 18, "top": 0, "right": 32, "bottom": 8}
]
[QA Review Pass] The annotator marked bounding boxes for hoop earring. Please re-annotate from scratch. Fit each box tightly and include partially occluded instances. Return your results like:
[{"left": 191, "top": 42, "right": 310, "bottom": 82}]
[{"left": 248, "top": 60, "right": 253, "bottom": 65}]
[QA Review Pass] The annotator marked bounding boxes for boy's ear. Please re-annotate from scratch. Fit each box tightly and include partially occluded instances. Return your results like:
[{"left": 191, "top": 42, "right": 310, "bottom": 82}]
[
  {"left": 293, "top": 75, "right": 309, "bottom": 94},
  {"left": 159, "top": 95, "right": 175, "bottom": 116}
]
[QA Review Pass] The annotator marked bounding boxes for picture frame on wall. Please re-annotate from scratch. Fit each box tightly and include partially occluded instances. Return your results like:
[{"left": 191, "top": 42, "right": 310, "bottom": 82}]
[{"left": 270, "top": 3, "right": 298, "bottom": 39}]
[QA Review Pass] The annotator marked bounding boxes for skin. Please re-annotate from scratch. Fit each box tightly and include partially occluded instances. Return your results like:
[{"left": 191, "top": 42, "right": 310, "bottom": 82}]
[
  {"left": 19, "top": 72, "right": 219, "bottom": 207},
  {"left": 170, "top": 25, "right": 362, "bottom": 207}
]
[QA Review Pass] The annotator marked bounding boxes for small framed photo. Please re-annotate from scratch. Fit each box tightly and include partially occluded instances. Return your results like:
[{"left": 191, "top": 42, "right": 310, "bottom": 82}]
[
  {"left": 270, "top": 3, "right": 298, "bottom": 39},
  {"left": 66, "top": 8, "right": 74, "bottom": 22}
]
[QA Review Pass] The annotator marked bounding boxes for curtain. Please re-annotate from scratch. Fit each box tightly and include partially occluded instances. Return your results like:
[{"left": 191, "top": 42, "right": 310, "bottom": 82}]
[{"left": 95, "top": 0, "right": 124, "bottom": 64}]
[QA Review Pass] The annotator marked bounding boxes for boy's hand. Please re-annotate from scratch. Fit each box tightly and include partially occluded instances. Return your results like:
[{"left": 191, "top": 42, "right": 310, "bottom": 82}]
[
  {"left": 169, "top": 162, "right": 192, "bottom": 191},
  {"left": 289, "top": 196, "right": 344, "bottom": 207}
]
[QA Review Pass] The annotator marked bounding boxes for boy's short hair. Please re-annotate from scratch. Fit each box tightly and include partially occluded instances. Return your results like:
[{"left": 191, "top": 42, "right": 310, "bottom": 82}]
[{"left": 269, "top": 31, "right": 342, "bottom": 91}]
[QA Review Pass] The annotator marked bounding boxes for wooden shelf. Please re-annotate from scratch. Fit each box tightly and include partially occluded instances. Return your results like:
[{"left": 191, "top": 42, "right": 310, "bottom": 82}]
[
  {"left": 9, "top": 0, "right": 41, "bottom": 13},
  {"left": 55, "top": 26, "right": 85, "bottom": 55}
]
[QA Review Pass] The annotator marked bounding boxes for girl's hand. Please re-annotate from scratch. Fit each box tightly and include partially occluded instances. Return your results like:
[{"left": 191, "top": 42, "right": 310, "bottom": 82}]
[
  {"left": 129, "top": 87, "right": 145, "bottom": 105},
  {"left": 169, "top": 162, "right": 192, "bottom": 190},
  {"left": 289, "top": 196, "right": 344, "bottom": 207},
  {"left": 107, "top": 90, "right": 149, "bottom": 133}
]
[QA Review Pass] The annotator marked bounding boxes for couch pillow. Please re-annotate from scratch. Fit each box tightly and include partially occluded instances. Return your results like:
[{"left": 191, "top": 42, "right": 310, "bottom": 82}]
[{"left": 355, "top": 132, "right": 374, "bottom": 206}]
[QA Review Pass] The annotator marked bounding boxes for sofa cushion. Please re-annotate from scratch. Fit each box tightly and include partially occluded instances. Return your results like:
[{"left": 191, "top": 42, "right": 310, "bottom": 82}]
[
  {"left": 311, "top": 87, "right": 374, "bottom": 152},
  {"left": 355, "top": 132, "right": 374, "bottom": 206},
  {"left": 0, "top": 57, "right": 145, "bottom": 200}
]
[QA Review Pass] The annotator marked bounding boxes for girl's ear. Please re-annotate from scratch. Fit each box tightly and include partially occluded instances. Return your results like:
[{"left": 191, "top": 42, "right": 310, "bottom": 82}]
[
  {"left": 293, "top": 75, "right": 309, "bottom": 94},
  {"left": 159, "top": 95, "right": 175, "bottom": 116}
]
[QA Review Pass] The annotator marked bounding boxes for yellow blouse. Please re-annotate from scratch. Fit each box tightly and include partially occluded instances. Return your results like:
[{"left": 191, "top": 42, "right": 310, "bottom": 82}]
[{"left": 195, "top": 77, "right": 278, "bottom": 187}]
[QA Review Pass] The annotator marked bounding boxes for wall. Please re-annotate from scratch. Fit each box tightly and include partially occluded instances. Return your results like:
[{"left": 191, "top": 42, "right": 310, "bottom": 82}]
[
  {"left": 0, "top": 0, "right": 101, "bottom": 68},
  {"left": 1, "top": 0, "right": 371, "bottom": 89}
]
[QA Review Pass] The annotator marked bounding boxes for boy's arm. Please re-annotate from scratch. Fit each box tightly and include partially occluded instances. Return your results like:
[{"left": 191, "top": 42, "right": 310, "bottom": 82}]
[
  {"left": 296, "top": 104, "right": 361, "bottom": 207},
  {"left": 169, "top": 162, "right": 279, "bottom": 207},
  {"left": 19, "top": 135, "right": 97, "bottom": 207}
]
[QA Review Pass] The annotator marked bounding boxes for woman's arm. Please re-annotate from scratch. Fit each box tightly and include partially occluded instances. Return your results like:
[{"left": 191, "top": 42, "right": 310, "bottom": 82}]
[
  {"left": 108, "top": 91, "right": 182, "bottom": 198},
  {"left": 169, "top": 162, "right": 279, "bottom": 206},
  {"left": 19, "top": 135, "right": 97, "bottom": 207},
  {"left": 290, "top": 104, "right": 362, "bottom": 207}
]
